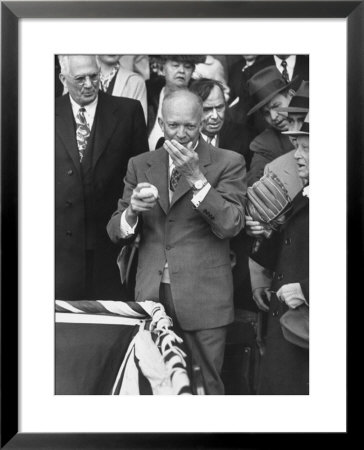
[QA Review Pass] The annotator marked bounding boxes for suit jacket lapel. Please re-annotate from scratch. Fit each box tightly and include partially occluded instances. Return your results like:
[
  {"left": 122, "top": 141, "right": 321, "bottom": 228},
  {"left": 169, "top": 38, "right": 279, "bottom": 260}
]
[
  {"left": 145, "top": 148, "right": 169, "bottom": 215},
  {"left": 56, "top": 95, "right": 81, "bottom": 175},
  {"left": 170, "top": 137, "right": 211, "bottom": 208},
  {"left": 92, "top": 92, "right": 119, "bottom": 170}
]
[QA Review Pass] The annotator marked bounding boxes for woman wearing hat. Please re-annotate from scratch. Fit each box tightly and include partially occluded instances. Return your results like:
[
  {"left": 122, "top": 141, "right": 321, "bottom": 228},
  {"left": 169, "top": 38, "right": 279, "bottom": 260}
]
[
  {"left": 249, "top": 114, "right": 309, "bottom": 395},
  {"left": 246, "top": 66, "right": 297, "bottom": 186},
  {"left": 146, "top": 55, "right": 205, "bottom": 150}
]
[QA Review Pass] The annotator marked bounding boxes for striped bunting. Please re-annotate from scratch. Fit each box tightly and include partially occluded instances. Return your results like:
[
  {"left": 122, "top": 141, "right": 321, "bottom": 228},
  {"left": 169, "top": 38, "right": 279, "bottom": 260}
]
[{"left": 55, "top": 299, "right": 191, "bottom": 395}]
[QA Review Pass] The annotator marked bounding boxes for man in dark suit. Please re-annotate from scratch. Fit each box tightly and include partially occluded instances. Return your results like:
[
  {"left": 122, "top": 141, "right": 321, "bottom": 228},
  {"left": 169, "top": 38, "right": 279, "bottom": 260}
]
[
  {"left": 228, "top": 55, "right": 309, "bottom": 144},
  {"left": 107, "top": 90, "right": 247, "bottom": 394},
  {"left": 246, "top": 66, "right": 298, "bottom": 186},
  {"left": 249, "top": 114, "right": 309, "bottom": 395},
  {"left": 189, "top": 77, "right": 253, "bottom": 168},
  {"left": 56, "top": 55, "right": 148, "bottom": 300}
]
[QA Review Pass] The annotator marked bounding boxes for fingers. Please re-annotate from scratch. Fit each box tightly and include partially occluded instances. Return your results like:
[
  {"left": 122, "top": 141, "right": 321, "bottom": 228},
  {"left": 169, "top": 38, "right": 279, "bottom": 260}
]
[
  {"left": 131, "top": 183, "right": 158, "bottom": 214},
  {"left": 135, "top": 182, "right": 154, "bottom": 192},
  {"left": 163, "top": 140, "right": 183, "bottom": 163},
  {"left": 171, "top": 139, "right": 193, "bottom": 153},
  {"left": 265, "top": 289, "right": 272, "bottom": 303},
  {"left": 163, "top": 139, "right": 193, "bottom": 163},
  {"left": 245, "top": 216, "right": 266, "bottom": 237},
  {"left": 253, "top": 294, "right": 270, "bottom": 312},
  {"left": 130, "top": 197, "right": 157, "bottom": 213},
  {"left": 252, "top": 288, "right": 270, "bottom": 312},
  {"left": 134, "top": 183, "right": 158, "bottom": 200}
]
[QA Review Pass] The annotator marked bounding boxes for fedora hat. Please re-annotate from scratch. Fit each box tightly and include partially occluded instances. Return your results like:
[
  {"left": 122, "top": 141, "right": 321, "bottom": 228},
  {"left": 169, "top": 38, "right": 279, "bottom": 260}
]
[
  {"left": 276, "top": 80, "right": 309, "bottom": 113},
  {"left": 283, "top": 113, "right": 309, "bottom": 136},
  {"left": 247, "top": 65, "right": 297, "bottom": 116}
]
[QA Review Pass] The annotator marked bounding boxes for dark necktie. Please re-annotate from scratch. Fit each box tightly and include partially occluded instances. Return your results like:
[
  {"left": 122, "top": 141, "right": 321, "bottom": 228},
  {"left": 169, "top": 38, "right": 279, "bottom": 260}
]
[
  {"left": 76, "top": 107, "right": 91, "bottom": 162},
  {"left": 281, "top": 59, "right": 289, "bottom": 83},
  {"left": 169, "top": 167, "right": 181, "bottom": 192}
]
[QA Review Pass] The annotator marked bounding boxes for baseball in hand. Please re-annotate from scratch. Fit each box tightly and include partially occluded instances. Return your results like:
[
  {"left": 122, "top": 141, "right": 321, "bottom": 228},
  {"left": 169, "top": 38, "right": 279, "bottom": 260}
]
[{"left": 139, "top": 185, "right": 159, "bottom": 199}]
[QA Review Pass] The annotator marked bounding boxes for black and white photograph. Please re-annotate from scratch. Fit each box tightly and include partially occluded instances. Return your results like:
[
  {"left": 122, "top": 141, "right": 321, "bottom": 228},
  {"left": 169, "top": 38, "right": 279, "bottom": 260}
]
[
  {"left": 1, "top": 2, "right": 354, "bottom": 444},
  {"left": 55, "top": 53, "right": 310, "bottom": 396}
]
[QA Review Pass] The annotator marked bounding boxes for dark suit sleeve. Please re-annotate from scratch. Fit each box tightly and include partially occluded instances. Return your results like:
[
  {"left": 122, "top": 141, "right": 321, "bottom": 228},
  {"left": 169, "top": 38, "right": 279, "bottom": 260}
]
[
  {"left": 300, "top": 278, "right": 309, "bottom": 304},
  {"left": 195, "top": 152, "right": 247, "bottom": 240},
  {"left": 130, "top": 101, "right": 149, "bottom": 158},
  {"left": 247, "top": 131, "right": 283, "bottom": 186},
  {"left": 247, "top": 133, "right": 272, "bottom": 186}
]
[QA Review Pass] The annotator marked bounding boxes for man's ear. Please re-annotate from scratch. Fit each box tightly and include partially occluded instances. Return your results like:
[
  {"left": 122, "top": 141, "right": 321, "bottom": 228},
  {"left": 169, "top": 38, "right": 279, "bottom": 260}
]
[
  {"left": 158, "top": 117, "right": 164, "bottom": 131},
  {"left": 288, "top": 88, "right": 296, "bottom": 99},
  {"left": 59, "top": 73, "right": 67, "bottom": 87}
]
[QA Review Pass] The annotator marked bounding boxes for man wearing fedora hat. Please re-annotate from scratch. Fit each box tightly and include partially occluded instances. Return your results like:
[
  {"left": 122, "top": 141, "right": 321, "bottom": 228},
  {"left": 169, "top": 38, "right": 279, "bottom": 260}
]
[
  {"left": 246, "top": 81, "right": 309, "bottom": 312},
  {"left": 249, "top": 114, "right": 309, "bottom": 395},
  {"left": 246, "top": 66, "right": 297, "bottom": 186}
]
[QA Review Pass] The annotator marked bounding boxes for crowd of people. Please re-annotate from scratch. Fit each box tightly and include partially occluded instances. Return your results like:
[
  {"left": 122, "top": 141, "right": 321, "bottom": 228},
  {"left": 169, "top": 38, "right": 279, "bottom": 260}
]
[{"left": 55, "top": 54, "right": 309, "bottom": 395}]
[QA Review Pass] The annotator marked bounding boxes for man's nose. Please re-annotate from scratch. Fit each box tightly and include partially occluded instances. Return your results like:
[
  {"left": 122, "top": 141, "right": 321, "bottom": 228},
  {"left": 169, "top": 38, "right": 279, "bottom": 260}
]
[
  {"left": 270, "top": 109, "right": 279, "bottom": 121},
  {"left": 83, "top": 76, "right": 93, "bottom": 88},
  {"left": 210, "top": 108, "right": 218, "bottom": 119},
  {"left": 294, "top": 146, "right": 302, "bottom": 159},
  {"left": 176, "top": 126, "right": 186, "bottom": 137}
]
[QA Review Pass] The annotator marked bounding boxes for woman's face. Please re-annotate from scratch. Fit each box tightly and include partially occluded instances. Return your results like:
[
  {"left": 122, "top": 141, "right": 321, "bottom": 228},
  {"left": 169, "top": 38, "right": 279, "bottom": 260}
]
[{"left": 163, "top": 60, "right": 194, "bottom": 89}]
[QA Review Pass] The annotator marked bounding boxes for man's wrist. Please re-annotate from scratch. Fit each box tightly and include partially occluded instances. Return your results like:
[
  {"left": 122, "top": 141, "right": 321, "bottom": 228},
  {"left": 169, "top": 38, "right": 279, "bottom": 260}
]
[
  {"left": 187, "top": 173, "right": 207, "bottom": 190},
  {"left": 125, "top": 206, "right": 138, "bottom": 227}
]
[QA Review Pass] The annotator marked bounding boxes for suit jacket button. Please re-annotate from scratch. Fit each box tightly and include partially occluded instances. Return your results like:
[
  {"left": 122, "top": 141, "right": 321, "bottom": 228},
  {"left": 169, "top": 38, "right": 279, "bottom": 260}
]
[
  {"left": 285, "top": 238, "right": 291, "bottom": 245},
  {"left": 66, "top": 201, "right": 72, "bottom": 207},
  {"left": 66, "top": 230, "right": 72, "bottom": 236},
  {"left": 158, "top": 270, "right": 163, "bottom": 275},
  {"left": 67, "top": 169, "right": 73, "bottom": 176}
]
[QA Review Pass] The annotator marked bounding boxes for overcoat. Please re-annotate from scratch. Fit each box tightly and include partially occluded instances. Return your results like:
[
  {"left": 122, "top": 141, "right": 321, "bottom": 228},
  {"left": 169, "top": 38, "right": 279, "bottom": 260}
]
[
  {"left": 252, "top": 190, "right": 309, "bottom": 394},
  {"left": 248, "top": 127, "right": 295, "bottom": 186},
  {"left": 107, "top": 138, "right": 247, "bottom": 330},
  {"left": 55, "top": 92, "right": 148, "bottom": 300}
]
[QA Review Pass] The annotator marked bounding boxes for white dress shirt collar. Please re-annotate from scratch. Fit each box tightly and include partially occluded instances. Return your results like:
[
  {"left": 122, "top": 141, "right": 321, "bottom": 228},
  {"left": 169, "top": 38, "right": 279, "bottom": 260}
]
[
  {"left": 201, "top": 132, "right": 218, "bottom": 147},
  {"left": 274, "top": 55, "right": 296, "bottom": 81},
  {"left": 69, "top": 94, "right": 98, "bottom": 130}
]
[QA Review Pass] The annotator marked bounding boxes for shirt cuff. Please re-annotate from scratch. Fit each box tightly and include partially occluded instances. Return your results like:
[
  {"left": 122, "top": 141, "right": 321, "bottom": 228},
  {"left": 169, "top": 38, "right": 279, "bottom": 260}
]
[
  {"left": 191, "top": 183, "right": 211, "bottom": 208},
  {"left": 120, "top": 210, "right": 138, "bottom": 238}
]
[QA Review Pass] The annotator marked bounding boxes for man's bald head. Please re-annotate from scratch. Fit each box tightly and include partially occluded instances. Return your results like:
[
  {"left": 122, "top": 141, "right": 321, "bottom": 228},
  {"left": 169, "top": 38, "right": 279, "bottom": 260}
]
[
  {"left": 159, "top": 90, "right": 203, "bottom": 147},
  {"left": 162, "top": 89, "right": 203, "bottom": 121}
]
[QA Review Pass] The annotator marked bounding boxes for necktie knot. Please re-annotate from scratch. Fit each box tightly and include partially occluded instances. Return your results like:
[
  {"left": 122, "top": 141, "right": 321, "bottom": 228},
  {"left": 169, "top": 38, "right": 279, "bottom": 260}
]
[
  {"left": 169, "top": 167, "right": 181, "bottom": 192},
  {"left": 280, "top": 59, "right": 289, "bottom": 83}
]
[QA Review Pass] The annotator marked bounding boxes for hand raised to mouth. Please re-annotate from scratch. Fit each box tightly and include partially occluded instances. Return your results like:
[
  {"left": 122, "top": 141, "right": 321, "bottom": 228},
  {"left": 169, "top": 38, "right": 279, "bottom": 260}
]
[{"left": 163, "top": 139, "right": 206, "bottom": 187}]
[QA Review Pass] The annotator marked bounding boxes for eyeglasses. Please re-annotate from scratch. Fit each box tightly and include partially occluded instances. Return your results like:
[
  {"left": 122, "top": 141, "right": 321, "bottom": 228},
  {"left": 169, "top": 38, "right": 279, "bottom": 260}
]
[{"left": 71, "top": 73, "right": 100, "bottom": 86}]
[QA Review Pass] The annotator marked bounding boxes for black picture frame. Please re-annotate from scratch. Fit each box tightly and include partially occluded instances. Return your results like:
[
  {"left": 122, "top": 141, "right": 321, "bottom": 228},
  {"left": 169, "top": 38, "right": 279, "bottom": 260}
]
[{"left": 1, "top": 1, "right": 360, "bottom": 448}]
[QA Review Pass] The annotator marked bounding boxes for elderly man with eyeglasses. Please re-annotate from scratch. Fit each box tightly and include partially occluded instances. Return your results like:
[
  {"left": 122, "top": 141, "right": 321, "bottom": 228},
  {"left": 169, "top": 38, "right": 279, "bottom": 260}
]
[{"left": 56, "top": 55, "right": 148, "bottom": 301}]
